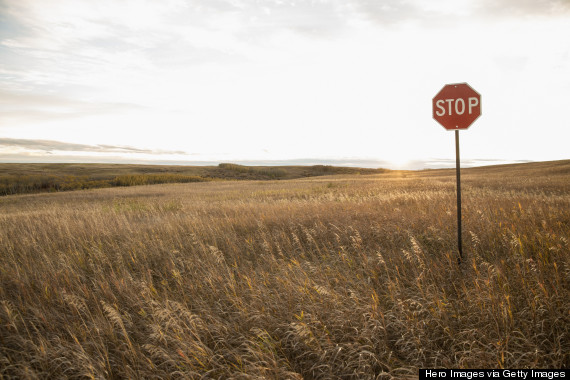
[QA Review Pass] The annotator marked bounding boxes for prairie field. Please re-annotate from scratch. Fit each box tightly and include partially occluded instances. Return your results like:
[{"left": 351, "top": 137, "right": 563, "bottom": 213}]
[
  {"left": 0, "top": 161, "right": 569, "bottom": 379},
  {"left": 0, "top": 163, "right": 385, "bottom": 195}
]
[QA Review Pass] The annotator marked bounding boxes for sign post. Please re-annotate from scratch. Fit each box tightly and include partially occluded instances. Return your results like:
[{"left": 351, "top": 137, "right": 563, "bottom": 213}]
[
  {"left": 433, "top": 83, "right": 481, "bottom": 264},
  {"left": 455, "top": 130, "right": 462, "bottom": 263}
]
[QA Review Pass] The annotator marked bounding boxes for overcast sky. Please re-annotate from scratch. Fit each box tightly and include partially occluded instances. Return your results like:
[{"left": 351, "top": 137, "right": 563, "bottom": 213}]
[{"left": 1, "top": 0, "right": 569, "bottom": 169}]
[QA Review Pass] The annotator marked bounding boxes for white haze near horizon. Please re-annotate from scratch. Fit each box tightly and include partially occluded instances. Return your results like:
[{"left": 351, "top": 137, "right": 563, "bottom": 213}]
[{"left": 0, "top": 0, "right": 569, "bottom": 170}]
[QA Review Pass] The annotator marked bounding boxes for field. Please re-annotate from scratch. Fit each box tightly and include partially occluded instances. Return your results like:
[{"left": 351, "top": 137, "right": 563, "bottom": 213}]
[
  {"left": 0, "top": 163, "right": 386, "bottom": 196},
  {"left": 0, "top": 161, "right": 569, "bottom": 378}
]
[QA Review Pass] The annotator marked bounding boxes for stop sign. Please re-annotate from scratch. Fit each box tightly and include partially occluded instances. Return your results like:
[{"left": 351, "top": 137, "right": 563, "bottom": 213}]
[{"left": 433, "top": 83, "right": 481, "bottom": 130}]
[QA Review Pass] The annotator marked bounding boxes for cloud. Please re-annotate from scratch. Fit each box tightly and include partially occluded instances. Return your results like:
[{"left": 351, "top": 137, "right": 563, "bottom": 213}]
[
  {"left": 0, "top": 138, "right": 188, "bottom": 155},
  {"left": 1, "top": 0, "right": 348, "bottom": 51},
  {"left": 3, "top": 0, "right": 569, "bottom": 55},
  {"left": 475, "top": 0, "right": 570, "bottom": 17},
  {"left": 0, "top": 89, "right": 138, "bottom": 110},
  {"left": 347, "top": 0, "right": 570, "bottom": 27},
  {"left": 0, "top": 89, "right": 144, "bottom": 123},
  {"left": 10, "top": 0, "right": 568, "bottom": 90},
  {"left": 348, "top": 0, "right": 423, "bottom": 25}
]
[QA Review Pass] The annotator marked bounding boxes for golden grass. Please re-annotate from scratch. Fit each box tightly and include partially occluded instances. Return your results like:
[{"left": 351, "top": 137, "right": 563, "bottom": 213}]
[{"left": 0, "top": 161, "right": 569, "bottom": 378}]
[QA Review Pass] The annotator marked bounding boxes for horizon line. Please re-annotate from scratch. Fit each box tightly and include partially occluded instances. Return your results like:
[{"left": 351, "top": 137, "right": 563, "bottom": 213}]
[{"left": 0, "top": 157, "right": 542, "bottom": 171}]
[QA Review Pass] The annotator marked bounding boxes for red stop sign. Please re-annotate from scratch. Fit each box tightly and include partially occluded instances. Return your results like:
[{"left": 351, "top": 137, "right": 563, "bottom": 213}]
[{"left": 433, "top": 83, "right": 481, "bottom": 130}]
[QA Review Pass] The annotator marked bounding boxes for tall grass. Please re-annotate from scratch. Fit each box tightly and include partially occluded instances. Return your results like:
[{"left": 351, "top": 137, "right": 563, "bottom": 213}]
[{"left": 0, "top": 164, "right": 569, "bottom": 378}]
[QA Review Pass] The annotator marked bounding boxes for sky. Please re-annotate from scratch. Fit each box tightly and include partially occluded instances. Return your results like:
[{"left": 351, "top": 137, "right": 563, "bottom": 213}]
[{"left": 1, "top": 0, "right": 569, "bottom": 169}]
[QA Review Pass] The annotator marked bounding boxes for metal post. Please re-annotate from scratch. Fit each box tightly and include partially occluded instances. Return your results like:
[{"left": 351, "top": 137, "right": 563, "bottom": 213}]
[{"left": 455, "top": 130, "right": 463, "bottom": 265}]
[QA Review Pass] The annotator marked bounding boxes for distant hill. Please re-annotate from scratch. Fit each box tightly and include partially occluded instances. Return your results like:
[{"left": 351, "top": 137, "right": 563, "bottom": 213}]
[
  {"left": 1, "top": 160, "right": 567, "bottom": 196},
  {"left": 421, "top": 159, "right": 570, "bottom": 176},
  {"left": 0, "top": 163, "right": 389, "bottom": 196}
]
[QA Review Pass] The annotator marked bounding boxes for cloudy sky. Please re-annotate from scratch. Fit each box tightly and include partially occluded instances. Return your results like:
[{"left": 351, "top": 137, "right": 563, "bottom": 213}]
[{"left": 1, "top": 0, "right": 569, "bottom": 169}]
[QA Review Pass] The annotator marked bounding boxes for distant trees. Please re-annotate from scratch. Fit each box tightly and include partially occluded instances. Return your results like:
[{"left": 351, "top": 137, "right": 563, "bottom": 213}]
[
  {"left": 218, "top": 163, "right": 287, "bottom": 179},
  {"left": 0, "top": 175, "right": 110, "bottom": 195},
  {"left": 112, "top": 174, "right": 207, "bottom": 187},
  {"left": 0, "top": 174, "right": 209, "bottom": 196}
]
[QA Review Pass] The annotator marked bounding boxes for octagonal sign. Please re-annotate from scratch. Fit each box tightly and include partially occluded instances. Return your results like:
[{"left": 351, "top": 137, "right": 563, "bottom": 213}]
[{"left": 433, "top": 83, "right": 481, "bottom": 130}]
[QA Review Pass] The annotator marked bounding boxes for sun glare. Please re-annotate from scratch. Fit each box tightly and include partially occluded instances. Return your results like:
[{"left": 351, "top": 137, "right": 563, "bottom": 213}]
[{"left": 386, "top": 154, "right": 413, "bottom": 170}]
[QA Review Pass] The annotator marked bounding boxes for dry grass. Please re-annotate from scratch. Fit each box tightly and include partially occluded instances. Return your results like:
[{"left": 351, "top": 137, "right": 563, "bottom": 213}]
[{"left": 0, "top": 161, "right": 569, "bottom": 378}]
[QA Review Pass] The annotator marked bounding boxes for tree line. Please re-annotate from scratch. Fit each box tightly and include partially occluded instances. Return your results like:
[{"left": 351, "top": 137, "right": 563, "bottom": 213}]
[{"left": 0, "top": 174, "right": 209, "bottom": 196}]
